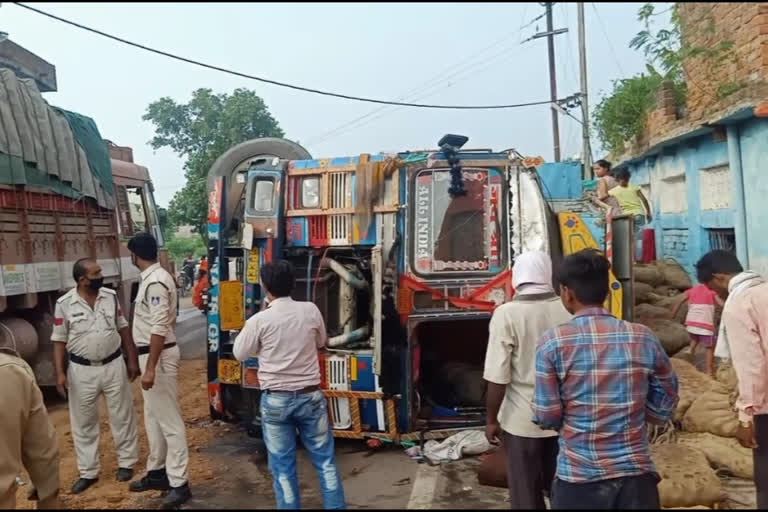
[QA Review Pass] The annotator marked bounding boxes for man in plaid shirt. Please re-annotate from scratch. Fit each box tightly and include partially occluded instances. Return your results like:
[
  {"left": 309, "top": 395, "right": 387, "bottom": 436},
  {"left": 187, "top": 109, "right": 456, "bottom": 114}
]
[{"left": 532, "top": 249, "right": 679, "bottom": 509}]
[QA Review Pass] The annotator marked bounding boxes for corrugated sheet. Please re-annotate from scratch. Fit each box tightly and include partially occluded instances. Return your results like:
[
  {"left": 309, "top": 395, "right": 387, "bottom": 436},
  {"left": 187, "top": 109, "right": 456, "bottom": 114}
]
[{"left": 0, "top": 68, "right": 114, "bottom": 209}]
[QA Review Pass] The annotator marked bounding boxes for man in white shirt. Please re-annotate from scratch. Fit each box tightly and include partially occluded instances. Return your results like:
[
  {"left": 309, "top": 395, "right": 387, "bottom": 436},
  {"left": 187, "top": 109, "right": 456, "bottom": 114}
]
[
  {"left": 51, "top": 258, "right": 140, "bottom": 494},
  {"left": 125, "top": 232, "right": 190, "bottom": 509},
  {"left": 233, "top": 260, "right": 345, "bottom": 509},
  {"left": 483, "top": 251, "right": 571, "bottom": 509}
]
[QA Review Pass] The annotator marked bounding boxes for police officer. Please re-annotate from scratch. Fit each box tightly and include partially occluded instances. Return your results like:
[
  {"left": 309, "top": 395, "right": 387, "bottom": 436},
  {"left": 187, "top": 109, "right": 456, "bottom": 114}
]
[
  {"left": 51, "top": 258, "right": 141, "bottom": 494},
  {"left": 126, "top": 232, "right": 191, "bottom": 508},
  {"left": 0, "top": 347, "right": 60, "bottom": 509}
]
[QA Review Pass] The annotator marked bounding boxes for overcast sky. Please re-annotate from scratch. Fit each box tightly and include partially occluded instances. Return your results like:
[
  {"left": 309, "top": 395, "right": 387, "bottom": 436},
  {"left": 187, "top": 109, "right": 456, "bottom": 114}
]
[{"left": 3, "top": 2, "right": 669, "bottom": 207}]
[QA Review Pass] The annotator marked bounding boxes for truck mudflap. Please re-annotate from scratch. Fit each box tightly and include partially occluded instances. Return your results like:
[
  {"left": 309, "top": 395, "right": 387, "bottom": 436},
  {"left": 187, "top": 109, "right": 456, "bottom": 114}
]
[{"left": 557, "top": 211, "right": 623, "bottom": 318}]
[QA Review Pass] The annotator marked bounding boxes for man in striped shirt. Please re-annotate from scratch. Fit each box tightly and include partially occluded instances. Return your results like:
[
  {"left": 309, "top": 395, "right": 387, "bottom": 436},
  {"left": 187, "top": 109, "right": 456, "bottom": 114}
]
[{"left": 532, "top": 249, "right": 679, "bottom": 509}]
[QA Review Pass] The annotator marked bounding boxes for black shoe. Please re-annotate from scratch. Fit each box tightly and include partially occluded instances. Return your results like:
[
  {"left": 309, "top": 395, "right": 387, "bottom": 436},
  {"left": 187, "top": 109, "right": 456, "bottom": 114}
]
[
  {"left": 129, "top": 469, "right": 171, "bottom": 492},
  {"left": 162, "top": 483, "right": 191, "bottom": 509},
  {"left": 71, "top": 478, "right": 98, "bottom": 494},
  {"left": 116, "top": 468, "right": 133, "bottom": 482}
]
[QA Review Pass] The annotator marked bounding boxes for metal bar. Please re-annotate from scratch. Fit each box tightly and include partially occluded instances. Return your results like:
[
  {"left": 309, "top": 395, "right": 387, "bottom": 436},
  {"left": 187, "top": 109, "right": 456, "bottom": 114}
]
[
  {"left": 547, "top": 3, "right": 561, "bottom": 162},
  {"left": 577, "top": 2, "right": 592, "bottom": 178}
]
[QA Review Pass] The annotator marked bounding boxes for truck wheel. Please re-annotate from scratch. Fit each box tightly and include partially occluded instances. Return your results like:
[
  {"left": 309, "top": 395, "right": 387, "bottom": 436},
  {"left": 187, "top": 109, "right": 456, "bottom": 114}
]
[{"left": 206, "top": 138, "right": 312, "bottom": 226}]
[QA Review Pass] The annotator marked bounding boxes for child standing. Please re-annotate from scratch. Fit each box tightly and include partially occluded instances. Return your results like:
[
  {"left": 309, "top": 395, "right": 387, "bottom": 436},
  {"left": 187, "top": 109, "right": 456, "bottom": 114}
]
[
  {"left": 609, "top": 168, "right": 652, "bottom": 262},
  {"left": 671, "top": 282, "right": 725, "bottom": 376}
]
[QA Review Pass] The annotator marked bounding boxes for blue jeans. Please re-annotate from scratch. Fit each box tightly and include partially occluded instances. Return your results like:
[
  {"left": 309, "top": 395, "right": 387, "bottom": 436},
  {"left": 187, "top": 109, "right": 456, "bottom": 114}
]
[
  {"left": 633, "top": 215, "right": 647, "bottom": 262},
  {"left": 261, "top": 390, "right": 346, "bottom": 509}
]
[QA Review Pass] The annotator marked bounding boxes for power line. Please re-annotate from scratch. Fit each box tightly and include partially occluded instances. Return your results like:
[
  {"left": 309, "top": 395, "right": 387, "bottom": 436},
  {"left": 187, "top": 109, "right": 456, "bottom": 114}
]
[
  {"left": 591, "top": 3, "right": 625, "bottom": 76},
  {"left": 307, "top": 41, "right": 529, "bottom": 147},
  {"left": 13, "top": 2, "right": 554, "bottom": 111},
  {"left": 307, "top": 7, "right": 549, "bottom": 146},
  {"left": 304, "top": 28, "right": 530, "bottom": 146}
]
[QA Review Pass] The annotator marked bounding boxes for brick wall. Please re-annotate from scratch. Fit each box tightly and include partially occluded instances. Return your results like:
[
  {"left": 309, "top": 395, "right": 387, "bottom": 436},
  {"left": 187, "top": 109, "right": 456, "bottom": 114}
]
[
  {"left": 625, "top": 3, "right": 768, "bottom": 158},
  {"left": 680, "top": 3, "right": 768, "bottom": 122}
]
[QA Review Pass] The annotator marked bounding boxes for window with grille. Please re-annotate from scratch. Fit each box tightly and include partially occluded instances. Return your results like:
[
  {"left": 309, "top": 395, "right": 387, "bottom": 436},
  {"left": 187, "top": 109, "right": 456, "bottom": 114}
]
[{"left": 708, "top": 228, "right": 736, "bottom": 254}]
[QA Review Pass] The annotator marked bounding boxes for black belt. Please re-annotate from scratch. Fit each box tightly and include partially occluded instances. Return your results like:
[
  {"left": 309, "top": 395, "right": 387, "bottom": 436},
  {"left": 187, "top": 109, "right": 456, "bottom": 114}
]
[
  {"left": 136, "top": 342, "right": 177, "bottom": 356},
  {"left": 265, "top": 385, "right": 321, "bottom": 395},
  {"left": 69, "top": 348, "right": 122, "bottom": 367}
]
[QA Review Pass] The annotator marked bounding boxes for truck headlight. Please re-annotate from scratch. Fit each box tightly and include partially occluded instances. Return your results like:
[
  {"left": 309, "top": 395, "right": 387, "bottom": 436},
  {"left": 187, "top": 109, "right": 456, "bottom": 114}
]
[{"left": 302, "top": 177, "right": 320, "bottom": 208}]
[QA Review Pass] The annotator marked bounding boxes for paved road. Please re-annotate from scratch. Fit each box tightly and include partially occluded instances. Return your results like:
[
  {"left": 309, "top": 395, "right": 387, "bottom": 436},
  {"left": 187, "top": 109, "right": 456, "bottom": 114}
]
[
  {"left": 177, "top": 307, "right": 207, "bottom": 360},
  {"left": 173, "top": 305, "right": 504, "bottom": 509}
]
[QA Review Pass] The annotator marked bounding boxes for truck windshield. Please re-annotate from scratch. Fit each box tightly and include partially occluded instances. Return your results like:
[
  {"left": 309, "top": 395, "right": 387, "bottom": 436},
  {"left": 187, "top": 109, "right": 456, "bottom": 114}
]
[{"left": 413, "top": 168, "right": 504, "bottom": 274}]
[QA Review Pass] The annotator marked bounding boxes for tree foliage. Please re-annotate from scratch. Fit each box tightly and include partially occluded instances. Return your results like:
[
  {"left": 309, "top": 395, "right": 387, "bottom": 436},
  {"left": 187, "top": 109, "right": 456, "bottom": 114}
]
[
  {"left": 165, "top": 235, "right": 207, "bottom": 265},
  {"left": 593, "top": 3, "right": 738, "bottom": 156},
  {"left": 593, "top": 71, "right": 664, "bottom": 157},
  {"left": 143, "top": 88, "right": 284, "bottom": 238}
]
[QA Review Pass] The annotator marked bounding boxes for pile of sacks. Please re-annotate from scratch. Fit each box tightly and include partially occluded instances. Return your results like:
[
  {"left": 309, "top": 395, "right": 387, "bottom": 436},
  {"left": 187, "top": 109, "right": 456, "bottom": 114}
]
[
  {"left": 632, "top": 259, "right": 694, "bottom": 356},
  {"left": 649, "top": 358, "right": 750, "bottom": 509},
  {"left": 632, "top": 260, "right": 750, "bottom": 508},
  {"left": 478, "top": 259, "right": 749, "bottom": 508}
]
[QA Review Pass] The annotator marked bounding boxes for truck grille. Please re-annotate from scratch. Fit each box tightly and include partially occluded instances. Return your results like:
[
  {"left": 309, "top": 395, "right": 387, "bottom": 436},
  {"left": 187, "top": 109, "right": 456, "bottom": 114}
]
[
  {"left": 327, "top": 355, "right": 352, "bottom": 429},
  {"left": 329, "top": 172, "right": 352, "bottom": 245},
  {"left": 328, "top": 215, "right": 351, "bottom": 245}
]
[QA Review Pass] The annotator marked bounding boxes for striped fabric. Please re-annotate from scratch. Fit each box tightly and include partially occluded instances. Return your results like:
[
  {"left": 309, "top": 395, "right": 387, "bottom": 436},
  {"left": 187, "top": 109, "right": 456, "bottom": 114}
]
[{"left": 532, "top": 308, "right": 679, "bottom": 483}]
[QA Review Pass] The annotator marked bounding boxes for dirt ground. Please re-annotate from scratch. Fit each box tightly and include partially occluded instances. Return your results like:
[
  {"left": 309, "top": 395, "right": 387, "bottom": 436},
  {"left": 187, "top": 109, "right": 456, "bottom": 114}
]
[{"left": 15, "top": 359, "right": 237, "bottom": 510}]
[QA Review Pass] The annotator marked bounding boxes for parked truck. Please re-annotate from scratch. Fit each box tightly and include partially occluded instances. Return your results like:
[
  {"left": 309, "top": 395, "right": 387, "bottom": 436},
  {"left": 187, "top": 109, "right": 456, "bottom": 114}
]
[
  {"left": 0, "top": 68, "right": 169, "bottom": 386},
  {"left": 203, "top": 134, "right": 634, "bottom": 442}
]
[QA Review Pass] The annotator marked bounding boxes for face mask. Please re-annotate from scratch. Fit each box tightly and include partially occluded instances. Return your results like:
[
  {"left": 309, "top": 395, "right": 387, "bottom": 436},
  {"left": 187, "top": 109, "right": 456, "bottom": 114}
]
[{"left": 87, "top": 277, "right": 104, "bottom": 291}]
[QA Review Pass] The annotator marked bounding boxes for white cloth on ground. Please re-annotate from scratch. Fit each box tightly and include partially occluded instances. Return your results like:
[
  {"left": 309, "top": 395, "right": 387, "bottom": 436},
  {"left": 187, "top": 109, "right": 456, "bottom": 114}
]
[{"left": 422, "top": 430, "right": 492, "bottom": 464}]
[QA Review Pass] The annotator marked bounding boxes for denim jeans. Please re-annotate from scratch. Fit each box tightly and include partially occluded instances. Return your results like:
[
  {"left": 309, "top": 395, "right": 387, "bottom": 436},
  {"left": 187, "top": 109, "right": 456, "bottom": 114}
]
[
  {"left": 633, "top": 215, "right": 647, "bottom": 262},
  {"left": 261, "top": 389, "right": 346, "bottom": 509}
]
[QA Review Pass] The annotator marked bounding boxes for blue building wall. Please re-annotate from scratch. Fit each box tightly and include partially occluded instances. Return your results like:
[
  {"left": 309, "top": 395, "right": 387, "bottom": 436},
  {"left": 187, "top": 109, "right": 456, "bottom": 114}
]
[
  {"left": 537, "top": 161, "right": 582, "bottom": 200},
  {"left": 621, "top": 117, "right": 768, "bottom": 278},
  {"left": 738, "top": 118, "right": 768, "bottom": 276}
]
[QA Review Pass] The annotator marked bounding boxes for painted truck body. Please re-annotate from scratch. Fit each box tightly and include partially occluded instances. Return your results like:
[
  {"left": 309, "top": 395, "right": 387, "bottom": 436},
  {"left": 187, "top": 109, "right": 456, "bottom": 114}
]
[
  {"left": 0, "top": 66, "right": 169, "bottom": 385},
  {"left": 204, "top": 137, "right": 631, "bottom": 442}
]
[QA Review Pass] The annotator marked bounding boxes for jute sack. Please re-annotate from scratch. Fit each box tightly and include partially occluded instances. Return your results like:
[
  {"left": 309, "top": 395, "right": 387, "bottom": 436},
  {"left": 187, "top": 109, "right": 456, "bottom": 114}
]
[
  {"left": 634, "top": 281, "right": 654, "bottom": 304},
  {"left": 648, "top": 293, "right": 689, "bottom": 323},
  {"left": 476, "top": 446, "right": 506, "bottom": 488},
  {"left": 651, "top": 444, "right": 726, "bottom": 508},
  {"left": 635, "top": 264, "right": 665, "bottom": 286},
  {"left": 671, "top": 359, "right": 726, "bottom": 421},
  {"left": 641, "top": 318, "right": 690, "bottom": 356},
  {"left": 635, "top": 303, "right": 674, "bottom": 322},
  {"left": 658, "top": 259, "right": 693, "bottom": 291},
  {"left": 678, "top": 432, "right": 753, "bottom": 479},
  {"left": 682, "top": 389, "right": 739, "bottom": 438},
  {"left": 715, "top": 362, "right": 738, "bottom": 394}
]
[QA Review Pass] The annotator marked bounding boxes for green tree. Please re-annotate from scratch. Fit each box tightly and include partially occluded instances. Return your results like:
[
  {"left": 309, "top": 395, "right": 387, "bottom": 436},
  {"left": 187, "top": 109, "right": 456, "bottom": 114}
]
[
  {"left": 593, "top": 3, "right": 737, "bottom": 155},
  {"left": 143, "top": 88, "right": 284, "bottom": 238},
  {"left": 166, "top": 235, "right": 206, "bottom": 265},
  {"left": 157, "top": 206, "right": 175, "bottom": 243}
]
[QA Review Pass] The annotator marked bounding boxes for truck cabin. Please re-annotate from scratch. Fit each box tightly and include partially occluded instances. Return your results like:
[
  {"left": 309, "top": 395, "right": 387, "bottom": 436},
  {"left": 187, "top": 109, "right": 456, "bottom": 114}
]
[{"left": 210, "top": 135, "right": 558, "bottom": 435}]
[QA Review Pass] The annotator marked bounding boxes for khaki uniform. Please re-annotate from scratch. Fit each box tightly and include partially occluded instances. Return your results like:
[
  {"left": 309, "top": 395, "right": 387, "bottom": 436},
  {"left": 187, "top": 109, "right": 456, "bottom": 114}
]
[
  {"left": 133, "top": 262, "right": 188, "bottom": 488},
  {"left": 0, "top": 350, "right": 59, "bottom": 509},
  {"left": 51, "top": 287, "right": 139, "bottom": 479}
]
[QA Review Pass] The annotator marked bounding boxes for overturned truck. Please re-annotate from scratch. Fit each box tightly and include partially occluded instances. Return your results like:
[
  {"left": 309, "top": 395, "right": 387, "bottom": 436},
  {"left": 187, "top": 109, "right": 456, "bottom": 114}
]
[{"left": 204, "top": 134, "right": 632, "bottom": 442}]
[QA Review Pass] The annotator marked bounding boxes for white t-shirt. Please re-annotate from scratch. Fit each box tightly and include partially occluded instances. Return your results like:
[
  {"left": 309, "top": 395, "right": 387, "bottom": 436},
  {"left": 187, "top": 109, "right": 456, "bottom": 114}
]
[{"left": 483, "top": 294, "right": 572, "bottom": 438}]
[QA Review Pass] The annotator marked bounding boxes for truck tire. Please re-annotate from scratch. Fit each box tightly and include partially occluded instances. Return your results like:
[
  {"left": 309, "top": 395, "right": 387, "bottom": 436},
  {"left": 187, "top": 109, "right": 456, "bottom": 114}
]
[{"left": 207, "top": 138, "right": 312, "bottom": 227}]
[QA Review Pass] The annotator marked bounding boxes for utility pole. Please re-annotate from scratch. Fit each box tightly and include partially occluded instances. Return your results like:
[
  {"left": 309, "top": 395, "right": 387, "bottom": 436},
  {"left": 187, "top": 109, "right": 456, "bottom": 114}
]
[
  {"left": 546, "top": 3, "right": 561, "bottom": 162},
  {"left": 577, "top": 2, "right": 592, "bottom": 179},
  {"left": 525, "top": 4, "right": 567, "bottom": 163}
]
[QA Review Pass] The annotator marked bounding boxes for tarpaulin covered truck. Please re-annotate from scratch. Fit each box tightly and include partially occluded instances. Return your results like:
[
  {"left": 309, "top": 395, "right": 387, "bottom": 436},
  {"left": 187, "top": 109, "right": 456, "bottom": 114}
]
[
  {"left": 203, "top": 135, "right": 633, "bottom": 442},
  {"left": 0, "top": 68, "right": 169, "bottom": 386}
]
